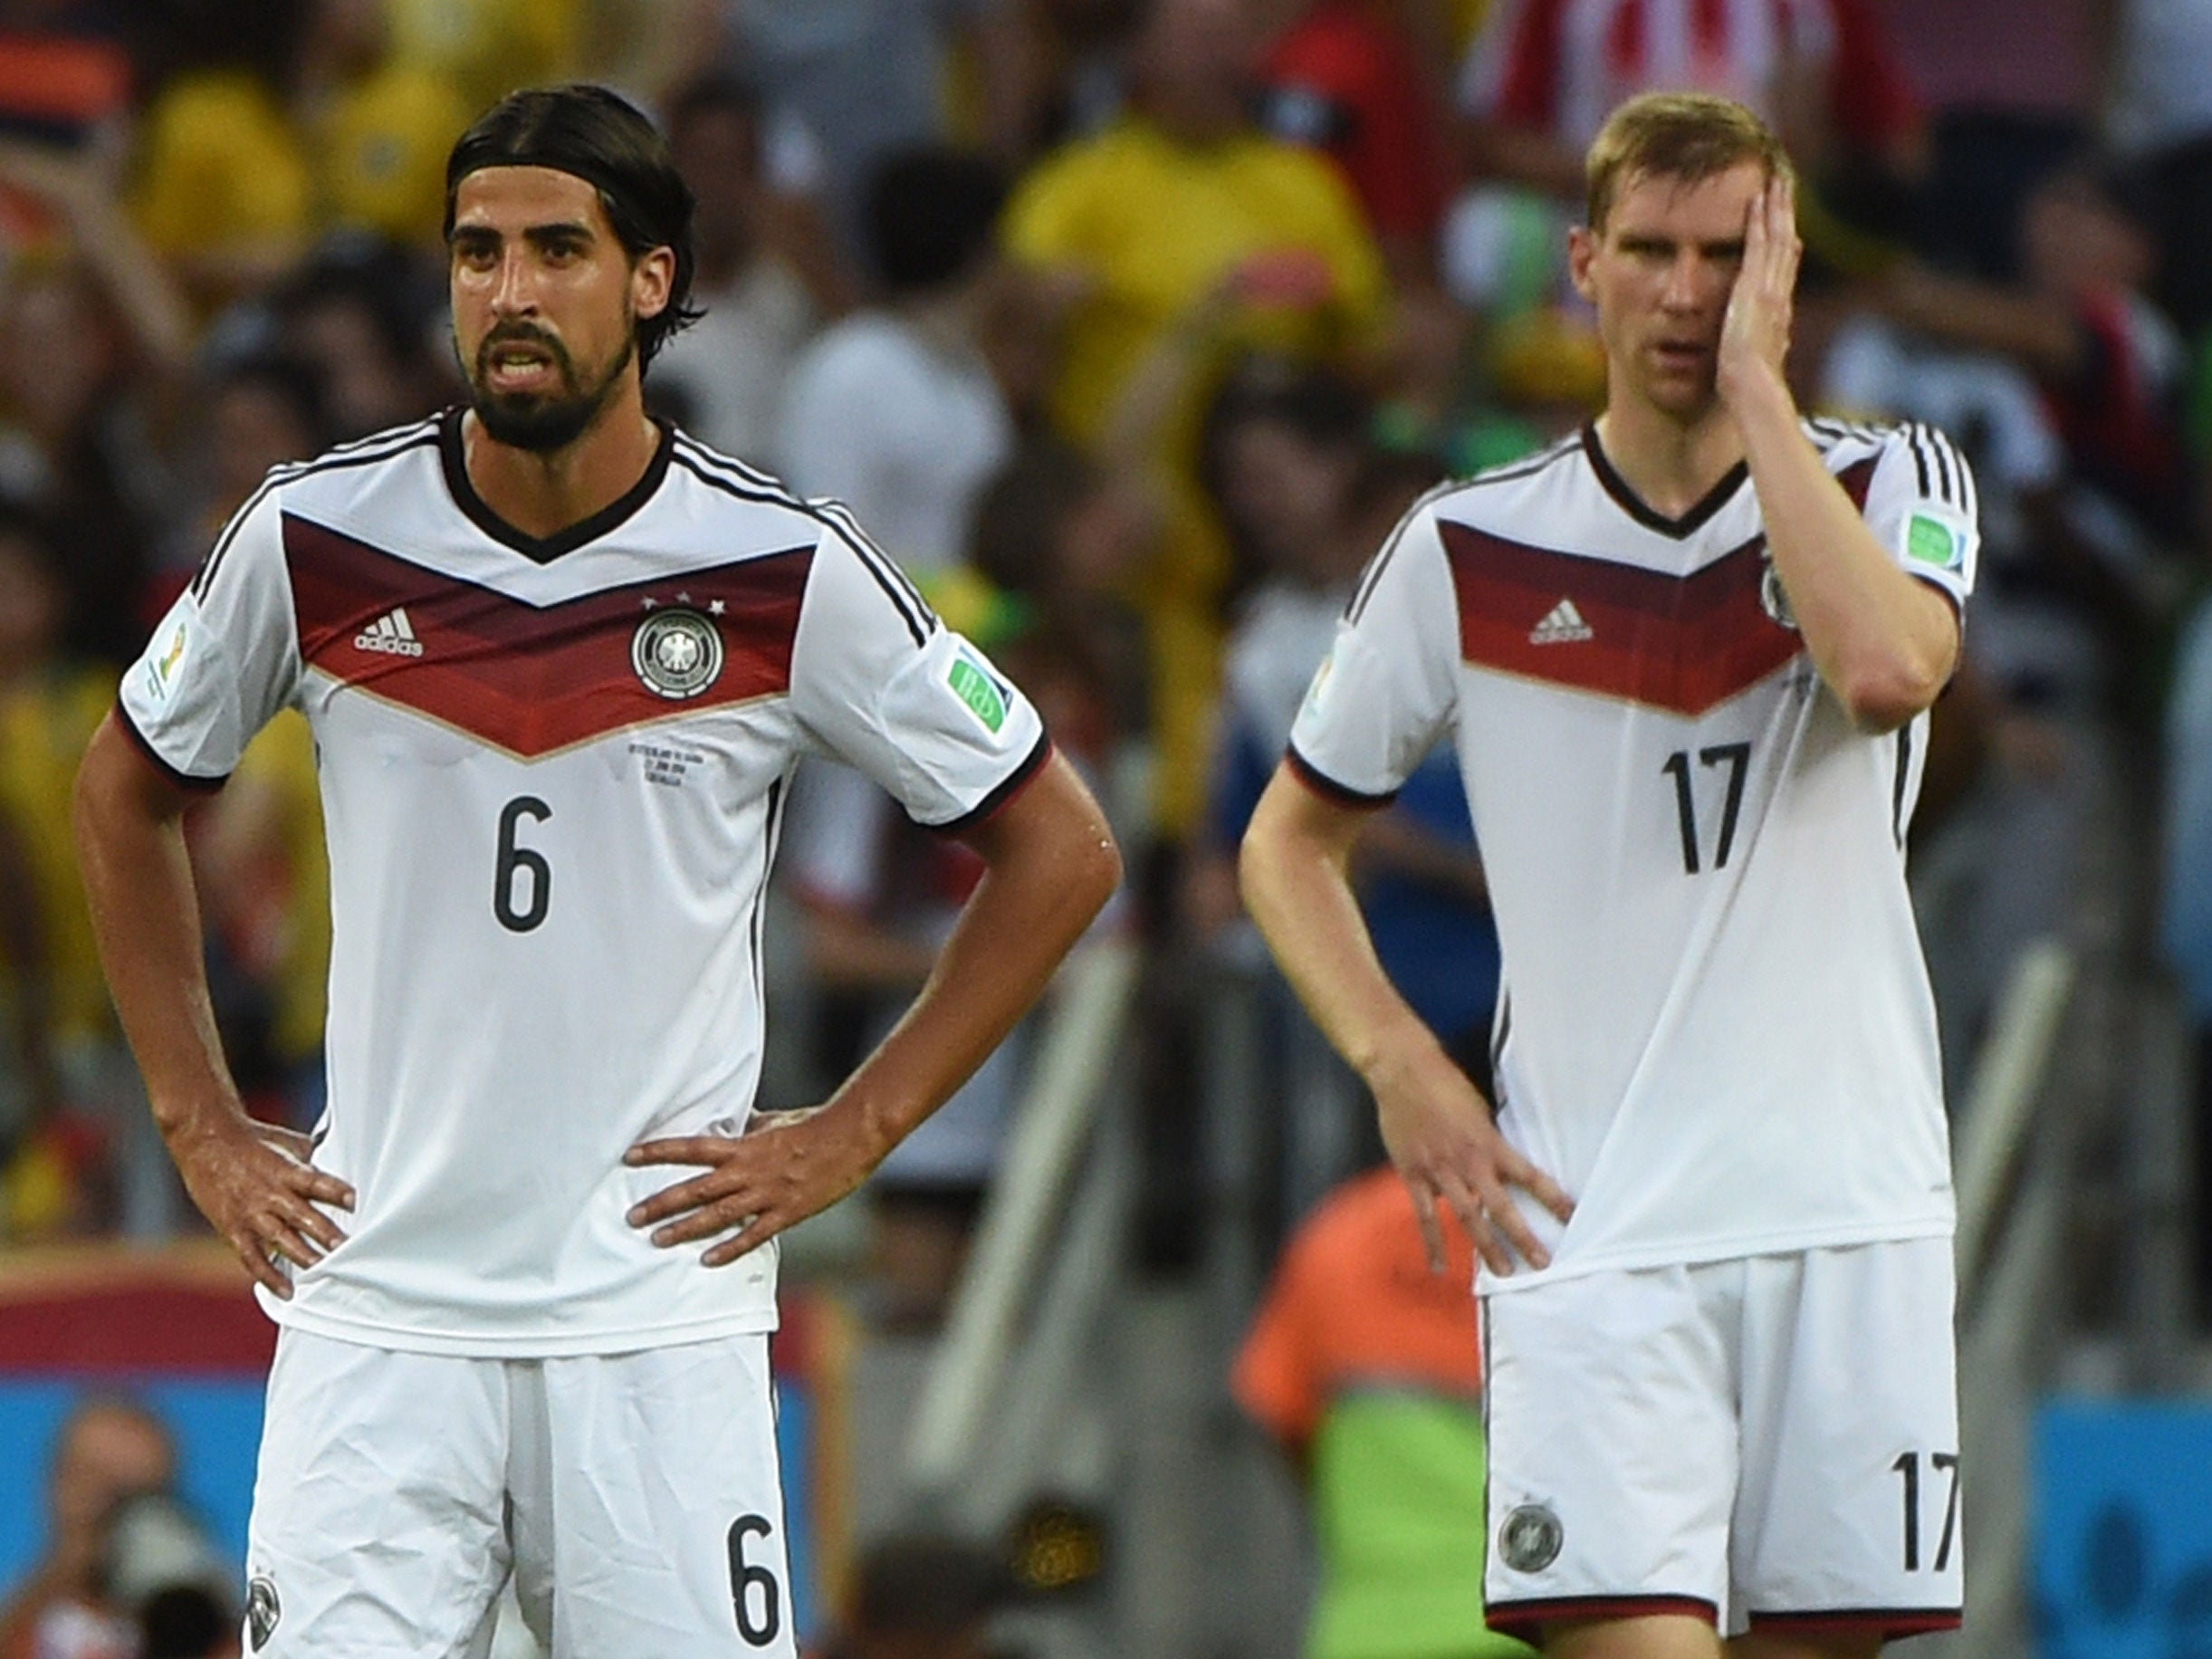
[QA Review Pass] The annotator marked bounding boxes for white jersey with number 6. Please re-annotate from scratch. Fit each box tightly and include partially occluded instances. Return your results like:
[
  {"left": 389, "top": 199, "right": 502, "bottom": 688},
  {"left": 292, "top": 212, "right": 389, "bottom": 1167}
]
[
  {"left": 1289, "top": 418, "right": 1977, "bottom": 1290},
  {"left": 120, "top": 411, "right": 1049, "bottom": 1355}
]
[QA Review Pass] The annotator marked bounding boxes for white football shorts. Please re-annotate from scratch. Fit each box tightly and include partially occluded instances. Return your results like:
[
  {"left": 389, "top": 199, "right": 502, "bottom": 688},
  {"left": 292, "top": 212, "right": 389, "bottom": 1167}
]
[
  {"left": 1480, "top": 1237, "right": 1963, "bottom": 1644},
  {"left": 243, "top": 1328, "right": 796, "bottom": 1658}
]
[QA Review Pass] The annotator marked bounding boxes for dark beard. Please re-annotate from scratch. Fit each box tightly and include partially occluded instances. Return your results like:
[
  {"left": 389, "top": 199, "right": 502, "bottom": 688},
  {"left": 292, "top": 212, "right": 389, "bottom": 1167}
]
[{"left": 465, "top": 324, "right": 635, "bottom": 454}]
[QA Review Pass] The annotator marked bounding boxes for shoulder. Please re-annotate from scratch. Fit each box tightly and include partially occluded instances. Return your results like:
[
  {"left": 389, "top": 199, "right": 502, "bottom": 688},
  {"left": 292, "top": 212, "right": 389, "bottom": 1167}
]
[
  {"left": 1803, "top": 413, "right": 1973, "bottom": 507},
  {"left": 1430, "top": 429, "right": 1585, "bottom": 525},
  {"left": 232, "top": 415, "right": 445, "bottom": 532},
  {"left": 790, "top": 314, "right": 919, "bottom": 388}
]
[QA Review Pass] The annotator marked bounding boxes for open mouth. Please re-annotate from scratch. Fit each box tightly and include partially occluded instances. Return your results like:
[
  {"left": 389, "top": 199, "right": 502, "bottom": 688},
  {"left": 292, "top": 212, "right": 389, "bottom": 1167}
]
[{"left": 481, "top": 336, "right": 566, "bottom": 394}]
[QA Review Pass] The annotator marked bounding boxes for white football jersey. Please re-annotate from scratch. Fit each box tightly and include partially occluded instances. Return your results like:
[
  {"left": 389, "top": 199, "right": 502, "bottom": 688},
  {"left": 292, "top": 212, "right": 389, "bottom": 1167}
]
[
  {"left": 1290, "top": 419, "right": 1978, "bottom": 1290},
  {"left": 121, "top": 413, "right": 1049, "bottom": 1355}
]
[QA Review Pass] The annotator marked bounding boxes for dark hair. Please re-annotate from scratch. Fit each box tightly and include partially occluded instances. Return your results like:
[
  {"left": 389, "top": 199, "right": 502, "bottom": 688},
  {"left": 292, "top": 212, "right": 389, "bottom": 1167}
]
[
  {"left": 211, "top": 350, "right": 331, "bottom": 451},
  {"left": 866, "top": 148, "right": 1007, "bottom": 296},
  {"left": 444, "top": 84, "right": 702, "bottom": 370},
  {"left": 1198, "top": 353, "right": 1373, "bottom": 508},
  {"left": 972, "top": 438, "right": 1099, "bottom": 597},
  {"left": 666, "top": 72, "right": 761, "bottom": 144},
  {"left": 279, "top": 234, "right": 443, "bottom": 372}
]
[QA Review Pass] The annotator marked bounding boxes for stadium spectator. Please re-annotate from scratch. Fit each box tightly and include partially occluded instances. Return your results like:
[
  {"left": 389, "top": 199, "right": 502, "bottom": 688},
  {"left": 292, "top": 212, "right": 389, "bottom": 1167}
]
[
  {"left": 2161, "top": 588, "right": 2212, "bottom": 1327},
  {"left": 270, "top": 235, "right": 450, "bottom": 443},
  {"left": 0, "top": 503, "right": 139, "bottom": 1239},
  {"left": 1870, "top": 0, "right": 2100, "bottom": 283},
  {"left": 1250, "top": 0, "right": 1458, "bottom": 284},
  {"left": 778, "top": 148, "right": 1013, "bottom": 577},
  {"left": 2108, "top": 0, "right": 2212, "bottom": 338},
  {"left": 1234, "top": 1165, "right": 1535, "bottom": 1659},
  {"left": 649, "top": 72, "right": 846, "bottom": 465},
  {"left": 714, "top": 0, "right": 1031, "bottom": 272},
  {"left": 0, "top": 1396, "right": 176, "bottom": 1659},
  {"left": 1002, "top": 0, "right": 1386, "bottom": 838}
]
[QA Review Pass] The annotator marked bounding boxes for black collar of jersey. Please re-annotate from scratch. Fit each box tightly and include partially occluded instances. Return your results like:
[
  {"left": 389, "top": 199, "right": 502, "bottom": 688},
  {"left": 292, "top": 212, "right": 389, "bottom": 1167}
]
[
  {"left": 1580, "top": 422, "right": 1749, "bottom": 540},
  {"left": 438, "top": 406, "right": 675, "bottom": 562}
]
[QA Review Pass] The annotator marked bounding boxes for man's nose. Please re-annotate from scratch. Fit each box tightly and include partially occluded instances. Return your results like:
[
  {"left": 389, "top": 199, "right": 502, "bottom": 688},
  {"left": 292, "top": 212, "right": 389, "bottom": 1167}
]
[
  {"left": 1660, "top": 250, "right": 1705, "bottom": 310},
  {"left": 489, "top": 248, "right": 539, "bottom": 315}
]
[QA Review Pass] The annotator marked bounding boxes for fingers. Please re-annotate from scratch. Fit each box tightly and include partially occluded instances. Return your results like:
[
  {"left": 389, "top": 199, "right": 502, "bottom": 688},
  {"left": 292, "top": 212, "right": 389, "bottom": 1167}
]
[
  {"left": 1407, "top": 1183, "right": 1449, "bottom": 1276},
  {"left": 625, "top": 1136, "right": 739, "bottom": 1168},
  {"left": 626, "top": 1165, "right": 742, "bottom": 1230},
  {"left": 231, "top": 1231, "right": 292, "bottom": 1299}
]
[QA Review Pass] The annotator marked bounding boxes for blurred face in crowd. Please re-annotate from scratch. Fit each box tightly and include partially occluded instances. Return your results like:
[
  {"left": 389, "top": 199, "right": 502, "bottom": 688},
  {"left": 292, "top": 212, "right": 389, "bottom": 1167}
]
[
  {"left": 1216, "top": 415, "right": 1363, "bottom": 579},
  {"left": 0, "top": 532, "right": 59, "bottom": 680},
  {"left": 670, "top": 102, "right": 762, "bottom": 276},
  {"left": 448, "top": 166, "right": 672, "bottom": 453},
  {"left": 210, "top": 376, "right": 320, "bottom": 514},
  {"left": 0, "top": 264, "right": 117, "bottom": 443},
  {"left": 1131, "top": 0, "right": 1258, "bottom": 142},
  {"left": 289, "top": 296, "right": 429, "bottom": 441},
  {"left": 51, "top": 1403, "right": 173, "bottom": 1558},
  {"left": 1570, "top": 160, "right": 1766, "bottom": 424},
  {"left": 2023, "top": 175, "right": 2153, "bottom": 301}
]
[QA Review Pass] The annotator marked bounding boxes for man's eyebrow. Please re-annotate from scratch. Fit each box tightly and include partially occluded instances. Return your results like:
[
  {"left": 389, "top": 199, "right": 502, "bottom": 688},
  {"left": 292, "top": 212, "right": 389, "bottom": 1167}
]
[{"left": 448, "top": 220, "right": 598, "bottom": 247}]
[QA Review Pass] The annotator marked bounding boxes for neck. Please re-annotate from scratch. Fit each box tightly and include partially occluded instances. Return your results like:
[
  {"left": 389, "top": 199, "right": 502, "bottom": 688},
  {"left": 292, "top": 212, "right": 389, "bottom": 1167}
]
[
  {"left": 462, "top": 388, "right": 660, "bottom": 541},
  {"left": 1592, "top": 396, "right": 1743, "bottom": 518},
  {"left": 895, "top": 284, "right": 981, "bottom": 355}
]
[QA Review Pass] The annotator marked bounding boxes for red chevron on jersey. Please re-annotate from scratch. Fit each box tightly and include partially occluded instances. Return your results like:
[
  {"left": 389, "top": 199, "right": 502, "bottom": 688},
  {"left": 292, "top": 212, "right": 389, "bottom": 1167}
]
[
  {"left": 1440, "top": 520, "right": 1800, "bottom": 715},
  {"left": 285, "top": 514, "right": 813, "bottom": 759}
]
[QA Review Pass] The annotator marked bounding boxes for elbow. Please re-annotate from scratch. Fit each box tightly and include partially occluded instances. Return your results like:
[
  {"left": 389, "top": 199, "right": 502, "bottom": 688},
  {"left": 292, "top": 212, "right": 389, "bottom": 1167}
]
[{"left": 1833, "top": 649, "right": 1949, "bottom": 734}]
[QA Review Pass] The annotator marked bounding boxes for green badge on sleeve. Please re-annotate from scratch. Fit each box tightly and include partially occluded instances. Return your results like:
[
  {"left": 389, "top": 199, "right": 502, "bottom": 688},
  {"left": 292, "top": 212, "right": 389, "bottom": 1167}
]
[
  {"left": 948, "top": 653, "right": 1008, "bottom": 734},
  {"left": 1907, "top": 513, "right": 1963, "bottom": 571}
]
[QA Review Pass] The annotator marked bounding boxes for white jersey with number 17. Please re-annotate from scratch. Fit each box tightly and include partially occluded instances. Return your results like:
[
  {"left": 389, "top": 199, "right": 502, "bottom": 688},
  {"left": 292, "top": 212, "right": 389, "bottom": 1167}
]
[
  {"left": 1289, "top": 419, "right": 1977, "bottom": 1290},
  {"left": 119, "top": 411, "right": 1049, "bottom": 1355}
]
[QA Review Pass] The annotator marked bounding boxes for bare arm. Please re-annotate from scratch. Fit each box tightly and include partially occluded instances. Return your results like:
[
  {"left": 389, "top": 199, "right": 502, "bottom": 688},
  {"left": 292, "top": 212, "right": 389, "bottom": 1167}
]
[
  {"left": 72, "top": 715, "right": 351, "bottom": 1292},
  {"left": 1720, "top": 176, "right": 1958, "bottom": 734},
  {"left": 627, "top": 750, "right": 1121, "bottom": 1263},
  {"left": 1240, "top": 765, "right": 1568, "bottom": 1275}
]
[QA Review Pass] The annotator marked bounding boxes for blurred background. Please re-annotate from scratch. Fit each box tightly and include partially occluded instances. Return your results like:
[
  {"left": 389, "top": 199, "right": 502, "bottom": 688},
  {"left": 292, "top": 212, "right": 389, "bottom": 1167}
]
[{"left": 0, "top": 0, "right": 2206, "bottom": 1655}]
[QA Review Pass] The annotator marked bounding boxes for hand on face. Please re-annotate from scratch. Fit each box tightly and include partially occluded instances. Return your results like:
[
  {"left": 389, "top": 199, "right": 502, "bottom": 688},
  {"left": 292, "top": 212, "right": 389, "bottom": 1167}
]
[{"left": 1716, "top": 171, "right": 1799, "bottom": 410}]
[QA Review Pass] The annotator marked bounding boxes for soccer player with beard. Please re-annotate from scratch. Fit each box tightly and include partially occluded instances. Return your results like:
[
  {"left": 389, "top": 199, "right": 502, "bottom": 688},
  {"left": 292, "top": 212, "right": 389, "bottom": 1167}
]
[{"left": 72, "top": 85, "right": 1120, "bottom": 1657}]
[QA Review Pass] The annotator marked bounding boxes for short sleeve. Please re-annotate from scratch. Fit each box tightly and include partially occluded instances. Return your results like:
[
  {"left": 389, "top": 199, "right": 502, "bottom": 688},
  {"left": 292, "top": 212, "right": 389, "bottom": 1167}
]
[
  {"left": 789, "top": 514, "right": 1049, "bottom": 831},
  {"left": 118, "top": 487, "right": 302, "bottom": 789},
  {"left": 1861, "top": 423, "right": 1980, "bottom": 615},
  {"left": 1287, "top": 498, "right": 1460, "bottom": 804}
]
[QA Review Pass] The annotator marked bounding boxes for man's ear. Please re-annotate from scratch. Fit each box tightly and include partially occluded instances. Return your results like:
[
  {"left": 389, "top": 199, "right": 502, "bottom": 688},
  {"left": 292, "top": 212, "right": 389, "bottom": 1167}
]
[
  {"left": 1566, "top": 225, "right": 1597, "bottom": 303},
  {"left": 632, "top": 245, "right": 676, "bottom": 321}
]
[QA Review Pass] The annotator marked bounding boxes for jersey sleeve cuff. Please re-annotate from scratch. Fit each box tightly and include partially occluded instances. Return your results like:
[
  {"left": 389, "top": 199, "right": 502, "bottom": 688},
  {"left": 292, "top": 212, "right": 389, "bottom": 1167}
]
[
  {"left": 927, "top": 729, "right": 1054, "bottom": 837},
  {"left": 1285, "top": 743, "right": 1397, "bottom": 809},
  {"left": 114, "top": 700, "right": 229, "bottom": 793}
]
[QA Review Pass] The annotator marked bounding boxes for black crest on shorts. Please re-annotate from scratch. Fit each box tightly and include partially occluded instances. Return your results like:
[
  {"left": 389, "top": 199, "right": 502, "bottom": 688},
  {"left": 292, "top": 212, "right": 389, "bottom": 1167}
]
[
  {"left": 1499, "top": 1503, "right": 1564, "bottom": 1573},
  {"left": 246, "top": 1575, "right": 281, "bottom": 1650}
]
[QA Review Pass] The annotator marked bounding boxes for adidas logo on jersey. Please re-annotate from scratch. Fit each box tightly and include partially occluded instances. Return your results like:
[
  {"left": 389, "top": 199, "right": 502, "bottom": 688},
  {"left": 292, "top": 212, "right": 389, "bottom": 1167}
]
[
  {"left": 355, "top": 608, "right": 425, "bottom": 657},
  {"left": 1529, "top": 598, "right": 1594, "bottom": 645}
]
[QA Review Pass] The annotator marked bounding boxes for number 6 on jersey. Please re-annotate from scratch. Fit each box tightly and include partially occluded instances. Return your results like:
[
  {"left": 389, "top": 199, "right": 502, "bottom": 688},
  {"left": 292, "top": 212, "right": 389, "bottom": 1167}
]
[{"left": 494, "top": 795, "right": 552, "bottom": 932}]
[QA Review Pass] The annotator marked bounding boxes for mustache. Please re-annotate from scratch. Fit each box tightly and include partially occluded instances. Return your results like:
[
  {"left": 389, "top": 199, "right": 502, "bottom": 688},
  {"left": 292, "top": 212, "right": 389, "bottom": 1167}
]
[{"left": 476, "top": 323, "right": 574, "bottom": 375}]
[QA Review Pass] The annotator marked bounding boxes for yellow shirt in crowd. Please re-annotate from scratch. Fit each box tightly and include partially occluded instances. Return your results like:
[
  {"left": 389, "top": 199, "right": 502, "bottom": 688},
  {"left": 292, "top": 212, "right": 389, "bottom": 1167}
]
[
  {"left": 0, "top": 665, "right": 117, "bottom": 1047},
  {"left": 1002, "top": 118, "right": 1386, "bottom": 833}
]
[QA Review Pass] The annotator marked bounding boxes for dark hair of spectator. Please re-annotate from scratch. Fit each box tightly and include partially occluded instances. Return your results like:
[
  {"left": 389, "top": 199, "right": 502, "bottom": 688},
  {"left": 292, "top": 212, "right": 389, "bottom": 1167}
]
[
  {"left": 280, "top": 235, "right": 442, "bottom": 373},
  {"left": 866, "top": 149, "right": 1007, "bottom": 297},
  {"left": 1198, "top": 353, "right": 1373, "bottom": 517},
  {"left": 444, "top": 84, "right": 703, "bottom": 370},
  {"left": 666, "top": 72, "right": 761, "bottom": 142},
  {"left": 214, "top": 351, "right": 332, "bottom": 453},
  {"left": 0, "top": 494, "right": 62, "bottom": 578},
  {"left": 971, "top": 438, "right": 1099, "bottom": 597},
  {"left": 852, "top": 1536, "right": 1015, "bottom": 1635}
]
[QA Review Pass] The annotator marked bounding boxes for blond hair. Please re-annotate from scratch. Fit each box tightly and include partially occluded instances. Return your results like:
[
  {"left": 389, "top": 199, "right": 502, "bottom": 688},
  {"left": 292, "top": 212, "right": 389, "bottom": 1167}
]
[{"left": 1585, "top": 91, "right": 1793, "bottom": 232}]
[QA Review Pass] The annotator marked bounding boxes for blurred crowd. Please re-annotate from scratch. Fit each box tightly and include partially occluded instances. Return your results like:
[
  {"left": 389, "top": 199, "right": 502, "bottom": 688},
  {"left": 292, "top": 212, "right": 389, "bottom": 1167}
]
[
  {"left": 0, "top": 0, "right": 2206, "bottom": 1291},
  {"left": 0, "top": 0, "right": 2207, "bottom": 1651}
]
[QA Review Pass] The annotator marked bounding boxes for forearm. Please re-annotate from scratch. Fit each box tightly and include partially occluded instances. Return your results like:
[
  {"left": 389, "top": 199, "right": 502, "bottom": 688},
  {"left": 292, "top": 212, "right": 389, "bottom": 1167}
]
[
  {"left": 1240, "top": 773, "right": 1438, "bottom": 1083},
  {"left": 1732, "top": 372, "right": 1956, "bottom": 730},
  {"left": 72, "top": 718, "right": 243, "bottom": 1138},
  {"left": 827, "top": 756, "right": 1120, "bottom": 1156}
]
